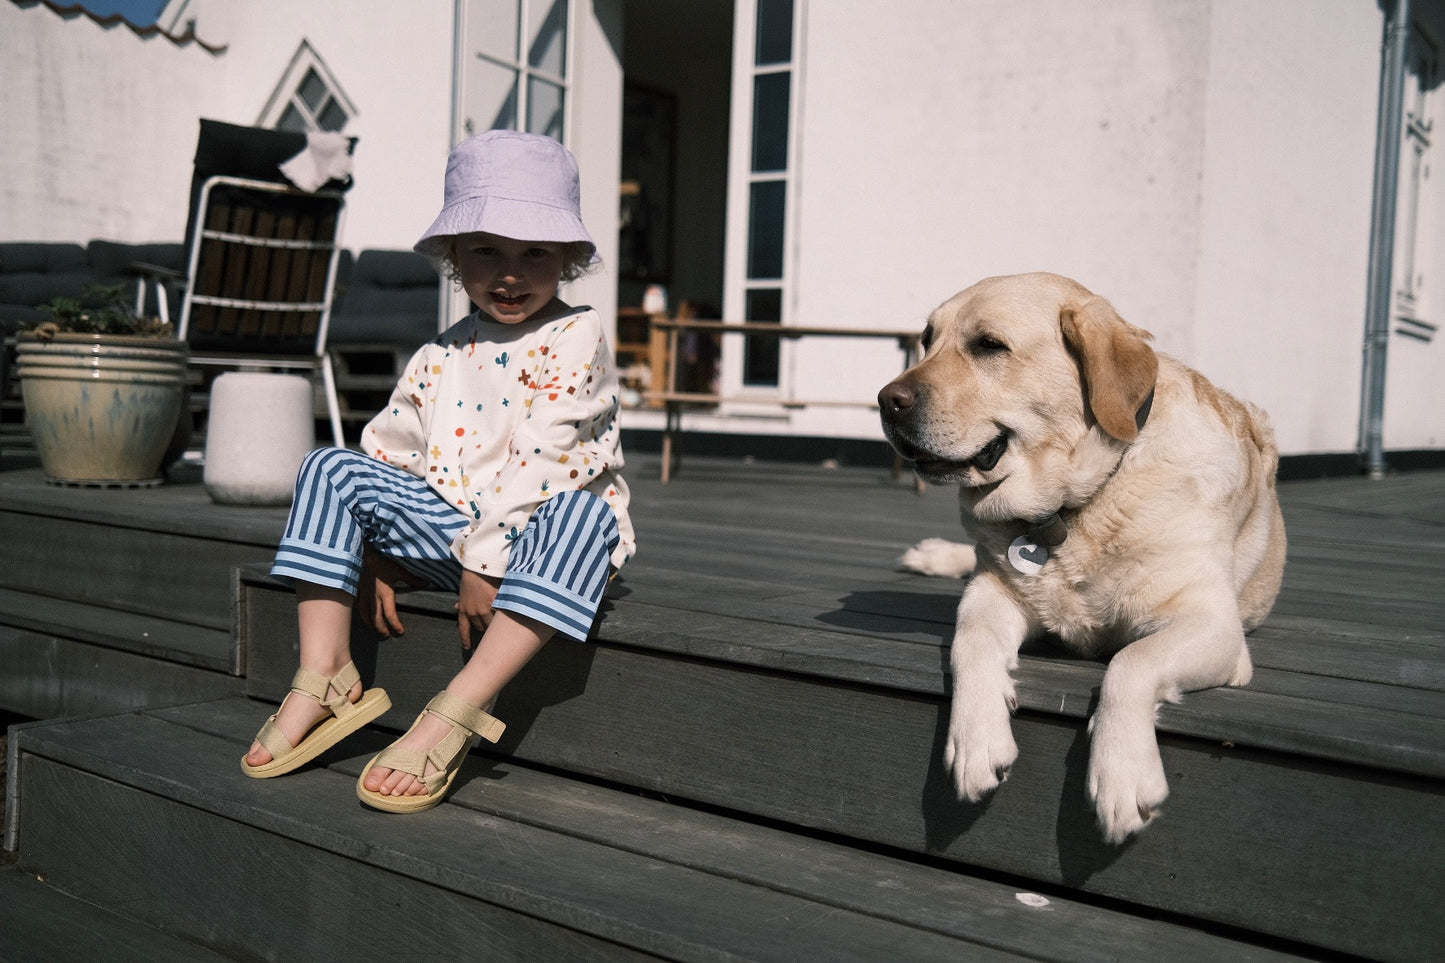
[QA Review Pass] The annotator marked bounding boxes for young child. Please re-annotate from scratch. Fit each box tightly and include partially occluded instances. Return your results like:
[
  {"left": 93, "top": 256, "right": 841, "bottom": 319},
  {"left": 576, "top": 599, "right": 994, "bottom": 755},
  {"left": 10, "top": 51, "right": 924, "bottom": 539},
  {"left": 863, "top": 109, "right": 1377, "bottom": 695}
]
[{"left": 241, "top": 130, "right": 635, "bottom": 814}]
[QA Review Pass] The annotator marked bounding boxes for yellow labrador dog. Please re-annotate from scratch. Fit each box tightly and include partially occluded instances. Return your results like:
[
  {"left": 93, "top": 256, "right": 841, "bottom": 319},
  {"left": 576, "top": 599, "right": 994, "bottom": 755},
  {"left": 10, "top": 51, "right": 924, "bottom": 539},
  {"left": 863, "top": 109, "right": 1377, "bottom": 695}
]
[{"left": 878, "top": 273, "right": 1286, "bottom": 843}]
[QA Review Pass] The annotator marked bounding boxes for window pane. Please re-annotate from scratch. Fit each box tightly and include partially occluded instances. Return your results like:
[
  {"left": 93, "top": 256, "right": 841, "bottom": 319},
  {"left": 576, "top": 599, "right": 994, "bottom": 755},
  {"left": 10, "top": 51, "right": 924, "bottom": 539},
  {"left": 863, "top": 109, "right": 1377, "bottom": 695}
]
[
  {"left": 277, "top": 103, "right": 308, "bottom": 133},
  {"left": 473, "top": 59, "right": 519, "bottom": 131},
  {"left": 317, "top": 98, "right": 348, "bottom": 132},
  {"left": 747, "top": 179, "right": 786, "bottom": 279},
  {"left": 298, "top": 68, "right": 327, "bottom": 111},
  {"left": 755, "top": 0, "right": 793, "bottom": 66},
  {"left": 751, "top": 72, "right": 790, "bottom": 172},
  {"left": 527, "top": 77, "right": 565, "bottom": 140},
  {"left": 744, "top": 289, "right": 781, "bottom": 386},
  {"left": 470, "top": 0, "right": 519, "bottom": 63},
  {"left": 527, "top": 0, "right": 568, "bottom": 76}
]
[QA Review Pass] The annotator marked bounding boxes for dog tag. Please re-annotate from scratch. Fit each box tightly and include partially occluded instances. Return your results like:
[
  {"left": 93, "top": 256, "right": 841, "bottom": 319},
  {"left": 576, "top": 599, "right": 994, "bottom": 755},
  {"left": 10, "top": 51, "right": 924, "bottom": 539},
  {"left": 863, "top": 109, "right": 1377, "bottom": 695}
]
[{"left": 1008, "top": 536, "right": 1048, "bottom": 575}]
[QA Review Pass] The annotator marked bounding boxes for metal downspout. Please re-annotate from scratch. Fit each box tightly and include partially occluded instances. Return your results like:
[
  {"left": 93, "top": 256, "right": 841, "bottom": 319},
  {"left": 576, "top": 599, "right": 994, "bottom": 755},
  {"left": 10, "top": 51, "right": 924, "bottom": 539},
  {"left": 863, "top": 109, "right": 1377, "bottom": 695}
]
[{"left": 1360, "top": 0, "right": 1411, "bottom": 479}]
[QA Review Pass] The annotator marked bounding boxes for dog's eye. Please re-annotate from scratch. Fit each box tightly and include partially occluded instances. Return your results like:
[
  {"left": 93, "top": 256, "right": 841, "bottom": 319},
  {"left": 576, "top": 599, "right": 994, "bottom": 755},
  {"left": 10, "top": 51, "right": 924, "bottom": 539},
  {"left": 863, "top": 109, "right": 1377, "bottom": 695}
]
[
  {"left": 921, "top": 326, "right": 935, "bottom": 352},
  {"left": 970, "top": 334, "right": 1010, "bottom": 356}
]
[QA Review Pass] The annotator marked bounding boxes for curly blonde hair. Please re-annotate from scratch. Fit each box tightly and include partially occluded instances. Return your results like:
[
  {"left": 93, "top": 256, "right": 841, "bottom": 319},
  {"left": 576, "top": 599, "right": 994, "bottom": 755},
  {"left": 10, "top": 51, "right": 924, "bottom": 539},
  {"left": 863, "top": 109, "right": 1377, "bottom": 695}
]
[{"left": 440, "top": 238, "right": 598, "bottom": 287}]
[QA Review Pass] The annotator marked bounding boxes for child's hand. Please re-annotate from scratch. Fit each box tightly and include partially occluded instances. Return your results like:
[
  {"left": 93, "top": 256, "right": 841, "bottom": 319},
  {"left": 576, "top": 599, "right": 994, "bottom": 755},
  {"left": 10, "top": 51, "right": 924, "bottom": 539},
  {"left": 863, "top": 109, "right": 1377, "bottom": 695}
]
[
  {"left": 456, "top": 569, "right": 502, "bottom": 650},
  {"left": 359, "top": 547, "right": 410, "bottom": 637}
]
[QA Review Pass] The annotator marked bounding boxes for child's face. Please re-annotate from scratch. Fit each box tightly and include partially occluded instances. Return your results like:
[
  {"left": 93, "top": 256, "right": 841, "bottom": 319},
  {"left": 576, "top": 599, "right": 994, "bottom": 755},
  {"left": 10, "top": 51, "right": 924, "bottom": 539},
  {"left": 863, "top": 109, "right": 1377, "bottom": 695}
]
[{"left": 453, "top": 231, "right": 565, "bottom": 324}]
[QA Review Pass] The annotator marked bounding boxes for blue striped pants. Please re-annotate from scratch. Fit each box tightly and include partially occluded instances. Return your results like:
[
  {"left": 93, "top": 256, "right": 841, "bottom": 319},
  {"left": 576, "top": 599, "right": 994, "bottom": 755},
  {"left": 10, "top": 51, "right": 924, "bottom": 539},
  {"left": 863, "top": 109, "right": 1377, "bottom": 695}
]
[{"left": 271, "top": 448, "right": 620, "bottom": 641}]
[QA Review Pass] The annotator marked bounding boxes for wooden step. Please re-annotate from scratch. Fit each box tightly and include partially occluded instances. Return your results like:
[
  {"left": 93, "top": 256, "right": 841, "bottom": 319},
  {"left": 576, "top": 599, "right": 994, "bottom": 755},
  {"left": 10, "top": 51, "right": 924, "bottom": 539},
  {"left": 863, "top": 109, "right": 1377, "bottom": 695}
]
[
  {"left": 0, "top": 862, "right": 234, "bottom": 962},
  {"left": 0, "top": 472, "right": 274, "bottom": 717},
  {"left": 0, "top": 621, "right": 239, "bottom": 721},
  {"left": 0, "top": 469, "right": 286, "bottom": 633},
  {"left": 5, "top": 700, "right": 1301, "bottom": 962},
  {"left": 0, "top": 586, "right": 236, "bottom": 672},
  {"left": 238, "top": 561, "right": 1445, "bottom": 962}
]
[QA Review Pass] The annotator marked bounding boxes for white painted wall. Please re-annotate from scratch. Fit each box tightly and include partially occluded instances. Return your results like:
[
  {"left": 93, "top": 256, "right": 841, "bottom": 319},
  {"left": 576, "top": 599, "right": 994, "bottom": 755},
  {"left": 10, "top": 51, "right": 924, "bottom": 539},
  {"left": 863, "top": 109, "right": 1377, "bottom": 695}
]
[
  {"left": 774, "top": 0, "right": 1218, "bottom": 443},
  {"left": 1190, "top": 0, "right": 1381, "bottom": 455},
  {"left": 1, "top": 4, "right": 226, "bottom": 243},
  {"left": 715, "top": 0, "right": 1393, "bottom": 456}
]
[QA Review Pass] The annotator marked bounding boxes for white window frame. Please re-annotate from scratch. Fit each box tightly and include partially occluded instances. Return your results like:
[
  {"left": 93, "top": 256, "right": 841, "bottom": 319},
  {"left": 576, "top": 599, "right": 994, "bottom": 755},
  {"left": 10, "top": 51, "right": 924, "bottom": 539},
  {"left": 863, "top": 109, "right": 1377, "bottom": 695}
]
[
  {"left": 453, "top": 0, "right": 575, "bottom": 145},
  {"left": 1394, "top": 21, "right": 1439, "bottom": 341},
  {"left": 722, "top": 0, "right": 805, "bottom": 402},
  {"left": 258, "top": 40, "right": 356, "bottom": 133}
]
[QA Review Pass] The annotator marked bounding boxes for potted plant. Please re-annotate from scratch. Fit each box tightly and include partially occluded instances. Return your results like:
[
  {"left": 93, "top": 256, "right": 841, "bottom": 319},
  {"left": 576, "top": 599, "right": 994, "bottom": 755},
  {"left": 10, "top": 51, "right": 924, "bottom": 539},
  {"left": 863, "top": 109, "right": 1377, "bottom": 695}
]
[{"left": 16, "top": 283, "right": 189, "bottom": 486}]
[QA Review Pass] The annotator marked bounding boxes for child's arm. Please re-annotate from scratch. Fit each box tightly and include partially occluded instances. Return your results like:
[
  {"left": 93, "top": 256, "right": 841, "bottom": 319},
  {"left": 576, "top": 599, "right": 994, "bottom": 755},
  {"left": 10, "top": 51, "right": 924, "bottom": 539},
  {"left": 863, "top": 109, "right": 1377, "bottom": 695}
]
[
  {"left": 359, "top": 340, "right": 438, "bottom": 474},
  {"left": 358, "top": 547, "right": 412, "bottom": 637},
  {"left": 456, "top": 569, "right": 501, "bottom": 650}
]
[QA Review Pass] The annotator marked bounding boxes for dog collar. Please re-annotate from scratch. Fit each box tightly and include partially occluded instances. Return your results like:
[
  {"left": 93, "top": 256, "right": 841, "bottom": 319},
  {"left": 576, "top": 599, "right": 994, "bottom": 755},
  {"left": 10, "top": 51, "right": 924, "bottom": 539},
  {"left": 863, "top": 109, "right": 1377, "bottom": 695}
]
[
  {"left": 1007, "top": 511, "right": 1066, "bottom": 575},
  {"left": 1135, "top": 387, "right": 1156, "bottom": 433},
  {"left": 1025, "top": 512, "right": 1067, "bottom": 547}
]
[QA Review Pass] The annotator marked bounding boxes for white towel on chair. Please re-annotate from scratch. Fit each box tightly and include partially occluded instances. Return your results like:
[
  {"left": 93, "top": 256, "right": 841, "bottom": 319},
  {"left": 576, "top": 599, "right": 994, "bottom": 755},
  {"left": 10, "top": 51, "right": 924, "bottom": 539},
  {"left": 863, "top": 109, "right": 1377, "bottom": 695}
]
[{"left": 278, "top": 132, "right": 353, "bottom": 192}]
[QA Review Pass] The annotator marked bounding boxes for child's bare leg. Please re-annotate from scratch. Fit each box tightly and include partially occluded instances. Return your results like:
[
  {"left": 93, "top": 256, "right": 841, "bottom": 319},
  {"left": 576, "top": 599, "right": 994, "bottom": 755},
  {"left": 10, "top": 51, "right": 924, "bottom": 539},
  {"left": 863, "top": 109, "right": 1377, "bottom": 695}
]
[
  {"left": 361, "top": 610, "right": 552, "bottom": 797},
  {"left": 244, "top": 583, "right": 357, "bottom": 766}
]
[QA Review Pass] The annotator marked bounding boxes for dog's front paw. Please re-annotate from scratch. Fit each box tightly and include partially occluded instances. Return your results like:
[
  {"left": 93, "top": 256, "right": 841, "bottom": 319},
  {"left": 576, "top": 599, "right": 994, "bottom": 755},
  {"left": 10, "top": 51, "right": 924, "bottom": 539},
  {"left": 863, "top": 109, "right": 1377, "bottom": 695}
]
[
  {"left": 944, "top": 684, "right": 1018, "bottom": 802},
  {"left": 900, "top": 538, "right": 977, "bottom": 579},
  {"left": 1086, "top": 711, "right": 1170, "bottom": 844}
]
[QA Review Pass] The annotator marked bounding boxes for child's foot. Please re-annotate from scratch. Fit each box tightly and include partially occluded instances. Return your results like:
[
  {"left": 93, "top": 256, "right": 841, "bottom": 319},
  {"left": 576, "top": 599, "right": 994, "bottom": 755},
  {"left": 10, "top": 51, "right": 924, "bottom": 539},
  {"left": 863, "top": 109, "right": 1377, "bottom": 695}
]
[
  {"left": 359, "top": 709, "right": 455, "bottom": 797},
  {"left": 244, "top": 659, "right": 367, "bottom": 763},
  {"left": 356, "top": 691, "right": 505, "bottom": 812},
  {"left": 243, "top": 671, "right": 362, "bottom": 768},
  {"left": 242, "top": 661, "right": 391, "bottom": 780}
]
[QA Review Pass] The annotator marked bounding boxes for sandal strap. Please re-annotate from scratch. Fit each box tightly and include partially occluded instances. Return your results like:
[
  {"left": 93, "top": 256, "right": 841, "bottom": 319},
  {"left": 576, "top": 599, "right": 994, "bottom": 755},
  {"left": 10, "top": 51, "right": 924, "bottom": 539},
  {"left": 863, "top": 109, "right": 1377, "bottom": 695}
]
[
  {"left": 289, "top": 662, "right": 364, "bottom": 722},
  {"left": 370, "top": 693, "right": 504, "bottom": 794},
  {"left": 254, "top": 713, "right": 294, "bottom": 757},
  {"left": 425, "top": 691, "right": 506, "bottom": 744}
]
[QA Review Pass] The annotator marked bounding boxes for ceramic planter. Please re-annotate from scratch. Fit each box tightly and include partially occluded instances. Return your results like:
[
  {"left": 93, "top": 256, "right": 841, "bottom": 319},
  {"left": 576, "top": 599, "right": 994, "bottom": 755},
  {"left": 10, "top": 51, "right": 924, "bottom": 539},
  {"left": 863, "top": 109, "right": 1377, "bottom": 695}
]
[{"left": 16, "top": 332, "right": 188, "bottom": 486}]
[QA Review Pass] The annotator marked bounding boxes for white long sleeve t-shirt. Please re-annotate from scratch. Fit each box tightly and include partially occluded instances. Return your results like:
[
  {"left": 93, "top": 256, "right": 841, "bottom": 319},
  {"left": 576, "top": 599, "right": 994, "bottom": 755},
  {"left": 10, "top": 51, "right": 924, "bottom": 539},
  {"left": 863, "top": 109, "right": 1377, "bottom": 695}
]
[{"left": 361, "top": 304, "right": 634, "bottom": 576}]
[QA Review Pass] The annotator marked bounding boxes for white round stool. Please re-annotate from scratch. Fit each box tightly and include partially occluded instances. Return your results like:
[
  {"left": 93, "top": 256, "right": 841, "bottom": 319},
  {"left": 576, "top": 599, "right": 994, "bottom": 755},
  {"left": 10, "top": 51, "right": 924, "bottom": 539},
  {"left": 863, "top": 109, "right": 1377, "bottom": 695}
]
[{"left": 204, "top": 372, "right": 316, "bottom": 505}]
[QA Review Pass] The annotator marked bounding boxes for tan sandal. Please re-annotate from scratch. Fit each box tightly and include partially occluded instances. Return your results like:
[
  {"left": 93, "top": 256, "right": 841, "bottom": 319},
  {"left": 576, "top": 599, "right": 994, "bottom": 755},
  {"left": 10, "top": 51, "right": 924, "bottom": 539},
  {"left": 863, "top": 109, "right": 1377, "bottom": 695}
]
[
  {"left": 356, "top": 691, "right": 505, "bottom": 813},
  {"left": 241, "top": 662, "right": 390, "bottom": 779}
]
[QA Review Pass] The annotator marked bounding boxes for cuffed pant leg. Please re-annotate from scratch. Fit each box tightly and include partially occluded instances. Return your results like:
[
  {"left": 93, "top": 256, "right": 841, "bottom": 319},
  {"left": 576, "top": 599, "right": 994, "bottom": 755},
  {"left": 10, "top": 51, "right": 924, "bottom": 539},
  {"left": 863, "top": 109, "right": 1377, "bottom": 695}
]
[
  {"left": 270, "top": 448, "right": 467, "bottom": 595},
  {"left": 492, "top": 490, "right": 621, "bottom": 641}
]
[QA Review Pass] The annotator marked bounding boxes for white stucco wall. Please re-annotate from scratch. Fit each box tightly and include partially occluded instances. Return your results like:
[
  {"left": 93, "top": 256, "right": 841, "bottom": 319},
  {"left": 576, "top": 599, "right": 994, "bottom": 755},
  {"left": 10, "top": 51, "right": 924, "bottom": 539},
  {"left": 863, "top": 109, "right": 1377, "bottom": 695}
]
[
  {"left": 1190, "top": 0, "right": 1381, "bottom": 454},
  {"left": 0, "top": 4, "right": 226, "bottom": 243},
  {"left": 759, "top": 0, "right": 1388, "bottom": 455},
  {"left": 777, "top": 0, "right": 1214, "bottom": 442}
]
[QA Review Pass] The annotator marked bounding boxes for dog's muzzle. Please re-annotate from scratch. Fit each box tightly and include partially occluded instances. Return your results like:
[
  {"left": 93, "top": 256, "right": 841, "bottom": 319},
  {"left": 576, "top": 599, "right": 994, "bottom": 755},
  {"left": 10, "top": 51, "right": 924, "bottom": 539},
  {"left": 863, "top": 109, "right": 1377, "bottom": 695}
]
[
  {"left": 878, "top": 379, "right": 925, "bottom": 458},
  {"left": 878, "top": 379, "right": 1010, "bottom": 480}
]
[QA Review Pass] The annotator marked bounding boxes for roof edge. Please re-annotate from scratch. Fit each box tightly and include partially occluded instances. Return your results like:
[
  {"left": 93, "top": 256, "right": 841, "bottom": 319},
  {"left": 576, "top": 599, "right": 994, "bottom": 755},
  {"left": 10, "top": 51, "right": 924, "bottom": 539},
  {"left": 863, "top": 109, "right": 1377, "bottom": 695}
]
[{"left": 11, "top": 0, "right": 228, "bottom": 55}]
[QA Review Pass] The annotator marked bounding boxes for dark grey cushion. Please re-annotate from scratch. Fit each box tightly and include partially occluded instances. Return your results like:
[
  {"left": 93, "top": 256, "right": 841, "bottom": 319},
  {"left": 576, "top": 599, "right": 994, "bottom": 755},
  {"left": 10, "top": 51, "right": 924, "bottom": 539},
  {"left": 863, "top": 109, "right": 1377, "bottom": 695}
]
[
  {"left": 0, "top": 243, "right": 94, "bottom": 324},
  {"left": 0, "top": 242, "right": 88, "bottom": 274},
  {"left": 330, "top": 249, "right": 440, "bottom": 345}
]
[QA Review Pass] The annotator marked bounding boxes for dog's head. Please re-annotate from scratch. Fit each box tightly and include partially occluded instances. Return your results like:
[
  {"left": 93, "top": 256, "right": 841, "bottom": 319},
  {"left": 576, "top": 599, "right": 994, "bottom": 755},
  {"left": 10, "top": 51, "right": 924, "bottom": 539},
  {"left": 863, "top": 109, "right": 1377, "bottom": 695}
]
[{"left": 879, "top": 273, "right": 1157, "bottom": 521}]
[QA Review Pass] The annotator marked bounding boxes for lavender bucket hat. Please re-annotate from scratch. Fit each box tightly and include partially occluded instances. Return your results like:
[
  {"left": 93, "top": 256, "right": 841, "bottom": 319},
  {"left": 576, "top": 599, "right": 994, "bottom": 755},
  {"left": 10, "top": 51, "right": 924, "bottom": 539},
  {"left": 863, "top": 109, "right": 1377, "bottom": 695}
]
[{"left": 414, "top": 130, "right": 597, "bottom": 271}]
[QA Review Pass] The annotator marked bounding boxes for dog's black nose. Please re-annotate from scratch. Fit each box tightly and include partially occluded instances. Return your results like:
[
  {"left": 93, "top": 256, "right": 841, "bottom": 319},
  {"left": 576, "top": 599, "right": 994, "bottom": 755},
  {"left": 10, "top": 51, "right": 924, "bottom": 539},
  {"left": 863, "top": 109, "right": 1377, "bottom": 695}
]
[{"left": 878, "top": 381, "right": 916, "bottom": 413}]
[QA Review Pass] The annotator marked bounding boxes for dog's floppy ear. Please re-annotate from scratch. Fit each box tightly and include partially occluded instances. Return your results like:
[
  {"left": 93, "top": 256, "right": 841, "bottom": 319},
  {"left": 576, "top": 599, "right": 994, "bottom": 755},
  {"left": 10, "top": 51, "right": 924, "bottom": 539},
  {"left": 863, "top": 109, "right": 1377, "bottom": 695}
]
[{"left": 1060, "top": 296, "right": 1158, "bottom": 442}]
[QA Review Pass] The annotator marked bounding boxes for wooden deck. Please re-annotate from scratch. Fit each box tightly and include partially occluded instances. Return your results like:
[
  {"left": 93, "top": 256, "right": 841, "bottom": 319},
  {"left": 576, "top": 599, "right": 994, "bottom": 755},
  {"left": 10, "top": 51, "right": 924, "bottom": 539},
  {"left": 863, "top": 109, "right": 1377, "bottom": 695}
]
[{"left": 1, "top": 451, "right": 1443, "bottom": 960}]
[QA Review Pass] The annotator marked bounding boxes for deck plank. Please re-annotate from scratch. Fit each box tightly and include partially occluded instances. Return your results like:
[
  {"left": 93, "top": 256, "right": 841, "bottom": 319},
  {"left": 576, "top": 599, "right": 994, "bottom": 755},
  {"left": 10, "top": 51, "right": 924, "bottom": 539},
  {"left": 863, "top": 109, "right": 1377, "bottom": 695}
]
[{"left": 12, "top": 701, "right": 1303, "bottom": 962}]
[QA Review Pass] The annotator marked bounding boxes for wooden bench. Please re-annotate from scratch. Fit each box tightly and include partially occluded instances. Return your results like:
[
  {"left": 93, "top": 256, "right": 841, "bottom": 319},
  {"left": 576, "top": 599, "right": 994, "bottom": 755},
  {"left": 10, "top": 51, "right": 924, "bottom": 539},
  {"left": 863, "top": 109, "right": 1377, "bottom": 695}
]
[{"left": 636, "top": 317, "right": 923, "bottom": 482}]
